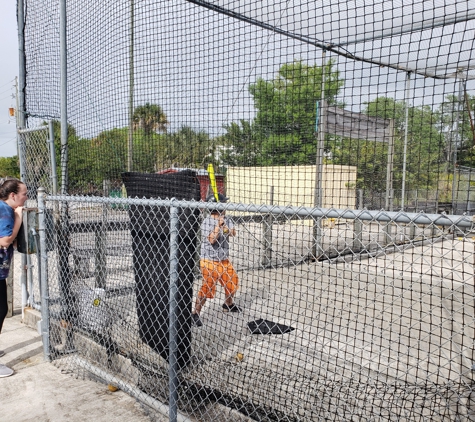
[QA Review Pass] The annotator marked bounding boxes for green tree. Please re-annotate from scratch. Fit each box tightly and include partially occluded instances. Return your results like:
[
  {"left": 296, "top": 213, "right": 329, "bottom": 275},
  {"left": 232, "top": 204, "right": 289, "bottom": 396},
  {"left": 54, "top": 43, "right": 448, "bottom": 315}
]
[
  {"left": 218, "top": 120, "right": 260, "bottom": 167},
  {"left": 437, "top": 93, "right": 475, "bottom": 168},
  {"left": 90, "top": 128, "right": 127, "bottom": 184},
  {"left": 250, "top": 60, "right": 343, "bottom": 139},
  {"left": 221, "top": 60, "right": 344, "bottom": 167},
  {"left": 158, "top": 126, "right": 214, "bottom": 169},
  {"left": 133, "top": 103, "right": 168, "bottom": 135},
  {"left": 91, "top": 128, "right": 162, "bottom": 180},
  {"left": 49, "top": 120, "right": 99, "bottom": 193},
  {"left": 0, "top": 156, "right": 20, "bottom": 178}
]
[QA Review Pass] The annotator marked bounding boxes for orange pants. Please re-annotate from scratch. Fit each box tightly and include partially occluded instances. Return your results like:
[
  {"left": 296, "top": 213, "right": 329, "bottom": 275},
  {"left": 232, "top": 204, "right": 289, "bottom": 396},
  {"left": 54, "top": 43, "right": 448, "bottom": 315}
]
[{"left": 198, "top": 259, "right": 239, "bottom": 299}]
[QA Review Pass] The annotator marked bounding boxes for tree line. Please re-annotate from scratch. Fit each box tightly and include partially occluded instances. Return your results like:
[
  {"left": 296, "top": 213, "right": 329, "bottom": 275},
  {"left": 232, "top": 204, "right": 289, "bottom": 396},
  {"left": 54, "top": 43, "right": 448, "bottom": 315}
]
[{"left": 5, "top": 61, "right": 475, "bottom": 195}]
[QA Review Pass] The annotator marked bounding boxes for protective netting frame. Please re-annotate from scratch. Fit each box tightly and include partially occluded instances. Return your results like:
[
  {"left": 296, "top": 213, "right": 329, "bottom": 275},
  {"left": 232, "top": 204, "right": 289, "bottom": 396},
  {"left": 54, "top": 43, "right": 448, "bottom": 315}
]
[
  {"left": 18, "top": 1, "right": 475, "bottom": 421},
  {"left": 19, "top": 0, "right": 475, "bottom": 203},
  {"left": 38, "top": 193, "right": 475, "bottom": 421}
]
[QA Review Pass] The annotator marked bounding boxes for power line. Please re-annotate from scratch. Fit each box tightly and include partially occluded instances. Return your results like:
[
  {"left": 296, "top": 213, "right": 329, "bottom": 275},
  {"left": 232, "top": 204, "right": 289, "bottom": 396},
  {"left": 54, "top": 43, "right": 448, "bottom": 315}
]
[
  {"left": 0, "top": 94, "right": 15, "bottom": 102},
  {"left": 0, "top": 79, "right": 15, "bottom": 90},
  {"left": 0, "top": 137, "right": 17, "bottom": 149},
  {"left": 0, "top": 86, "right": 14, "bottom": 96}
]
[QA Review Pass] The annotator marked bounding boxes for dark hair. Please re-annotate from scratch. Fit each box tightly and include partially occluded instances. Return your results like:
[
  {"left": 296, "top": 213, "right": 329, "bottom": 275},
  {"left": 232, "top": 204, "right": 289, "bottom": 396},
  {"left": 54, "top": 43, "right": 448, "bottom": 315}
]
[{"left": 0, "top": 177, "right": 24, "bottom": 201}]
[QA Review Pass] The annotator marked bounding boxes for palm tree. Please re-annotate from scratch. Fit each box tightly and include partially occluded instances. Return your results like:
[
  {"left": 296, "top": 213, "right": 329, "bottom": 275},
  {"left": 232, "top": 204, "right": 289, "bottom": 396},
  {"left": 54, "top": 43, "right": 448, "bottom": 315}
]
[{"left": 132, "top": 103, "right": 169, "bottom": 135}]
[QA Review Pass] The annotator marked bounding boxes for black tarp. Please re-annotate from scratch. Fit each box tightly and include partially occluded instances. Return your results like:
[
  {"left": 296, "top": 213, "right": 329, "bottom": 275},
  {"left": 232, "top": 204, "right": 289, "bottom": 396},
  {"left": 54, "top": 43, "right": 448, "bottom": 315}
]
[
  {"left": 247, "top": 318, "right": 295, "bottom": 335},
  {"left": 122, "top": 170, "right": 201, "bottom": 369}
]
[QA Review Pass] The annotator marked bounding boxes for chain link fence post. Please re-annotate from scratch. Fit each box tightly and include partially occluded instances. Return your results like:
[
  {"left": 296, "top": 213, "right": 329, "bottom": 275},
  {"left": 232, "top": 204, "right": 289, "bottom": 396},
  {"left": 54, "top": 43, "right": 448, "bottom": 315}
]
[
  {"left": 38, "top": 187, "right": 51, "bottom": 361},
  {"left": 168, "top": 203, "right": 179, "bottom": 422},
  {"left": 261, "top": 186, "right": 274, "bottom": 266}
]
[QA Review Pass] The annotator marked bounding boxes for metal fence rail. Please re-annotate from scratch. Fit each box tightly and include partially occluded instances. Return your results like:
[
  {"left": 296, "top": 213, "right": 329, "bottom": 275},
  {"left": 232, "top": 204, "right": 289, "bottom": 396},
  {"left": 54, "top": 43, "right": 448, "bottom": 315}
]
[
  {"left": 37, "top": 192, "right": 475, "bottom": 421},
  {"left": 17, "top": 1, "right": 475, "bottom": 420}
]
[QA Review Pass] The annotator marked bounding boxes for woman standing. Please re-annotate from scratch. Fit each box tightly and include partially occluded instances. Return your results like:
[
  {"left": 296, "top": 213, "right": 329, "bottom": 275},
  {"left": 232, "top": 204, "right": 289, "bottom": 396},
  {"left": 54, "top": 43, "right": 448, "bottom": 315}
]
[{"left": 0, "top": 178, "right": 27, "bottom": 378}]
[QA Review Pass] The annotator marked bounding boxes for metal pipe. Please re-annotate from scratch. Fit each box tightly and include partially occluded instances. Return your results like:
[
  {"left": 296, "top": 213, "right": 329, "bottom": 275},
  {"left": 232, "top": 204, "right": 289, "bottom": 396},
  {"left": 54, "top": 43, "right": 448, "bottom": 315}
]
[
  {"left": 75, "top": 358, "right": 189, "bottom": 422},
  {"left": 262, "top": 186, "right": 274, "bottom": 266},
  {"left": 183, "top": 0, "right": 472, "bottom": 80},
  {"left": 45, "top": 195, "right": 475, "bottom": 228},
  {"left": 464, "top": 80, "right": 475, "bottom": 146},
  {"left": 16, "top": 0, "right": 29, "bottom": 318},
  {"left": 452, "top": 73, "right": 464, "bottom": 212},
  {"left": 48, "top": 121, "right": 58, "bottom": 195},
  {"left": 27, "top": 254, "right": 34, "bottom": 307},
  {"left": 401, "top": 71, "right": 412, "bottom": 211},
  {"left": 127, "top": 0, "right": 135, "bottom": 172},
  {"left": 336, "top": 11, "right": 475, "bottom": 47},
  {"left": 17, "top": 127, "right": 48, "bottom": 134},
  {"left": 312, "top": 50, "right": 327, "bottom": 258},
  {"left": 385, "top": 119, "right": 395, "bottom": 211},
  {"left": 37, "top": 188, "right": 51, "bottom": 361},
  {"left": 58, "top": 0, "right": 73, "bottom": 338},
  {"left": 353, "top": 189, "right": 364, "bottom": 251},
  {"left": 17, "top": 0, "right": 26, "bottom": 130},
  {"left": 94, "top": 202, "right": 107, "bottom": 289},
  {"left": 60, "top": 0, "right": 68, "bottom": 194},
  {"left": 168, "top": 206, "right": 179, "bottom": 422},
  {"left": 315, "top": 51, "right": 326, "bottom": 210}
]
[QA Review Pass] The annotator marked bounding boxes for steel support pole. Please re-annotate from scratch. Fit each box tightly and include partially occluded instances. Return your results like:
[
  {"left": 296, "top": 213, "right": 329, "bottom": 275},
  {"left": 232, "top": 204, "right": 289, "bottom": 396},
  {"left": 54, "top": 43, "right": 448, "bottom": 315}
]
[
  {"left": 128, "top": 0, "right": 135, "bottom": 172},
  {"left": 48, "top": 120, "right": 58, "bottom": 195},
  {"left": 16, "top": 0, "right": 29, "bottom": 317},
  {"left": 38, "top": 188, "right": 51, "bottom": 361},
  {"left": 401, "top": 71, "right": 412, "bottom": 211},
  {"left": 353, "top": 189, "right": 364, "bottom": 251},
  {"left": 384, "top": 118, "right": 395, "bottom": 245},
  {"left": 95, "top": 206, "right": 107, "bottom": 289},
  {"left": 385, "top": 118, "right": 395, "bottom": 211},
  {"left": 58, "top": 0, "right": 73, "bottom": 335},
  {"left": 16, "top": 1, "right": 26, "bottom": 131},
  {"left": 60, "top": 0, "right": 68, "bottom": 194},
  {"left": 168, "top": 205, "right": 179, "bottom": 422},
  {"left": 262, "top": 186, "right": 274, "bottom": 266},
  {"left": 452, "top": 73, "right": 464, "bottom": 212},
  {"left": 312, "top": 49, "right": 327, "bottom": 258}
]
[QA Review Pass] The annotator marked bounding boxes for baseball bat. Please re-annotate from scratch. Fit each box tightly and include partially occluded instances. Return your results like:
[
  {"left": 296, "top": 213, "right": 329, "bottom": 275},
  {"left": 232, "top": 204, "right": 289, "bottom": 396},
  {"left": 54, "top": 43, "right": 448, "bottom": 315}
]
[{"left": 207, "top": 163, "right": 219, "bottom": 202}]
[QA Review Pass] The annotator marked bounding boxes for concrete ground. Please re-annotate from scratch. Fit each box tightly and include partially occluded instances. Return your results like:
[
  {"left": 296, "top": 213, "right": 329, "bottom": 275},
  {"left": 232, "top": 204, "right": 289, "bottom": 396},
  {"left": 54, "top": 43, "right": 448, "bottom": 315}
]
[
  {"left": 3, "top": 231, "right": 472, "bottom": 421},
  {"left": 1, "top": 311, "right": 167, "bottom": 422}
]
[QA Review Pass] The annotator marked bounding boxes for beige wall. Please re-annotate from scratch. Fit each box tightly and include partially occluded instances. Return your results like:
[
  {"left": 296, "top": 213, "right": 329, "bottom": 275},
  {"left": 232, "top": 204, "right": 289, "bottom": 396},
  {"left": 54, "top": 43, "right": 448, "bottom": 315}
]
[{"left": 227, "top": 165, "right": 357, "bottom": 209}]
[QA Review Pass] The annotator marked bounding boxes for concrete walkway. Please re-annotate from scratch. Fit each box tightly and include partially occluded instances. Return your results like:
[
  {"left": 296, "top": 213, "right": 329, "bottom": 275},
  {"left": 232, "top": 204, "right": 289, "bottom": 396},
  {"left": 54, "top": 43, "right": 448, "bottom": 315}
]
[{"left": 1, "top": 311, "right": 166, "bottom": 422}]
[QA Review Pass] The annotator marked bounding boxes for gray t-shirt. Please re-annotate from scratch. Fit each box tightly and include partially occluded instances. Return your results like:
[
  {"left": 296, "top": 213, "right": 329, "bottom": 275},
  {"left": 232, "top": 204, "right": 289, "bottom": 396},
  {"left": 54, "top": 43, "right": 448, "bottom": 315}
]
[{"left": 200, "top": 215, "right": 235, "bottom": 261}]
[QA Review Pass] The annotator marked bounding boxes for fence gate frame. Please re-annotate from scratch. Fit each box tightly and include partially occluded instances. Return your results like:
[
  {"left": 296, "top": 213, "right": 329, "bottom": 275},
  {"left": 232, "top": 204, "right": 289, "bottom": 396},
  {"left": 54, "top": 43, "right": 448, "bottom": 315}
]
[{"left": 17, "top": 123, "right": 58, "bottom": 317}]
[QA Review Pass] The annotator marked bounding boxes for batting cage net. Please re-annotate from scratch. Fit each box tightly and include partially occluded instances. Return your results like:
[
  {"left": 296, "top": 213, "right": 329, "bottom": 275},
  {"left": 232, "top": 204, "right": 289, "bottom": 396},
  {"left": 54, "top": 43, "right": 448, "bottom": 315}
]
[{"left": 18, "top": 1, "right": 475, "bottom": 421}]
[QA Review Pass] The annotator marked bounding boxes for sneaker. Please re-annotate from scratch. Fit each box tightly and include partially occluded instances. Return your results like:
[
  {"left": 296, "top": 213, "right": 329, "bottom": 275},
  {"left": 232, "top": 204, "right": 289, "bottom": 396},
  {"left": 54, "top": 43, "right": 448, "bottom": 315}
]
[
  {"left": 0, "top": 364, "right": 13, "bottom": 378},
  {"left": 222, "top": 303, "right": 242, "bottom": 313},
  {"left": 0, "top": 350, "right": 4, "bottom": 357},
  {"left": 192, "top": 313, "right": 203, "bottom": 327}
]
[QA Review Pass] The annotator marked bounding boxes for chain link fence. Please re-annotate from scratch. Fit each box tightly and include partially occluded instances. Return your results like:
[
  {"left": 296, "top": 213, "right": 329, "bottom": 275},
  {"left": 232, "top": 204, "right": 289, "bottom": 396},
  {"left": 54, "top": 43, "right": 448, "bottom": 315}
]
[
  {"left": 15, "top": 0, "right": 475, "bottom": 420},
  {"left": 36, "top": 184, "right": 475, "bottom": 421},
  {"left": 14, "top": 126, "right": 57, "bottom": 311},
  {"left": 18, "top": 125, "right": 56, "bottom": 200}
]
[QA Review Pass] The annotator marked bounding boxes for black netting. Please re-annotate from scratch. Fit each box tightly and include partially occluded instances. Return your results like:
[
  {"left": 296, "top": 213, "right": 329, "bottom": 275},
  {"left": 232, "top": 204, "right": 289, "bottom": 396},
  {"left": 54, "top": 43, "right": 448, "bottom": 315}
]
[
  {"left": 20, "top": 1, "right": 475, "bottom": 421},
  {"left": 123, "top": 170, "right": 201, "bottom": 369}
]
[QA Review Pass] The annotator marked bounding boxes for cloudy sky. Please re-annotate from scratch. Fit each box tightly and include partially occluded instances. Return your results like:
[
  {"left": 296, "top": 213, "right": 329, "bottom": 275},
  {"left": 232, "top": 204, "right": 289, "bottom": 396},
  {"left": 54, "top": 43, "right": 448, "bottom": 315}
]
[
  {"left": 0, "top": 0, "right": 471, "bottom": 160},
  {"left": 0, "top": 1, "right": 18, "bottom": 157}
]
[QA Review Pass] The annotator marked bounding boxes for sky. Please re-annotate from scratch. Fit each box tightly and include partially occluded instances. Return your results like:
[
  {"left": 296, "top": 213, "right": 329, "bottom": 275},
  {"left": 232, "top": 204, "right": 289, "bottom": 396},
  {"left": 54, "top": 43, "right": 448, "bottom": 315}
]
[
  {"left": 0, "top": 1, "right": 470, "bottom": 159},
  {"left": 0, "top": 0, "right": 19, "bottom": 157}
]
